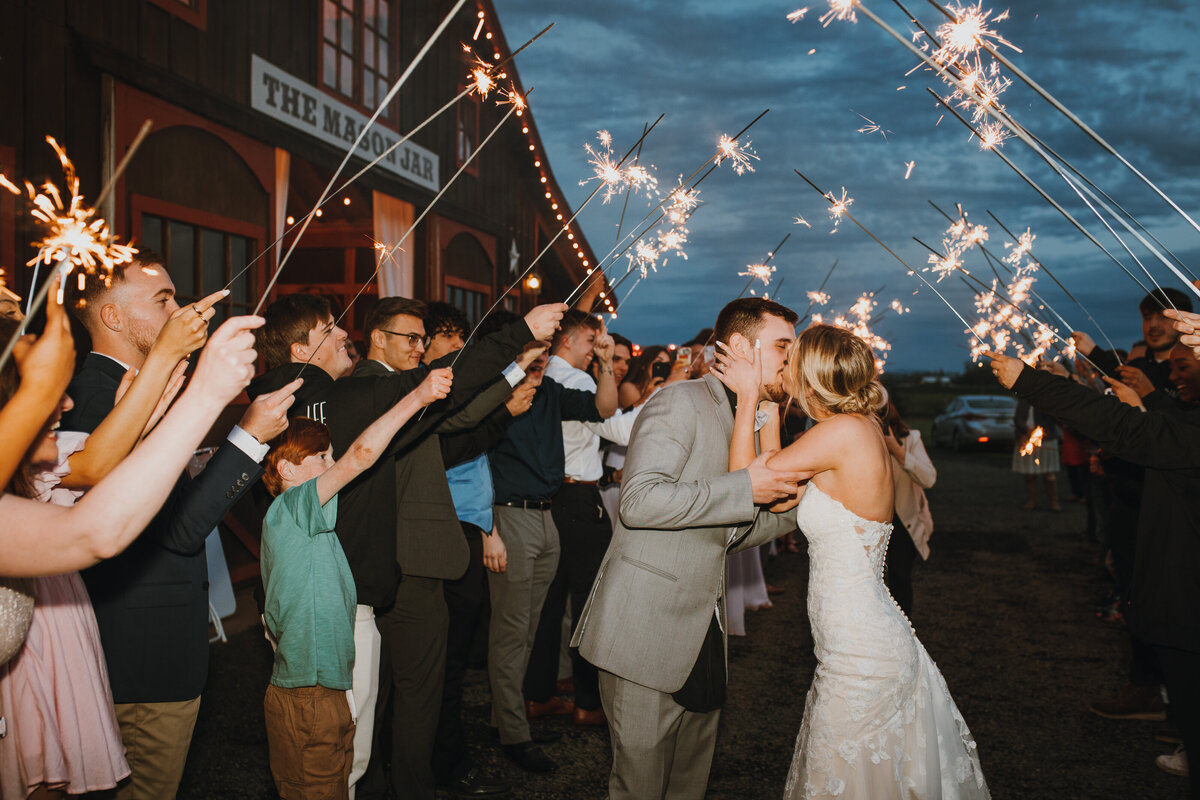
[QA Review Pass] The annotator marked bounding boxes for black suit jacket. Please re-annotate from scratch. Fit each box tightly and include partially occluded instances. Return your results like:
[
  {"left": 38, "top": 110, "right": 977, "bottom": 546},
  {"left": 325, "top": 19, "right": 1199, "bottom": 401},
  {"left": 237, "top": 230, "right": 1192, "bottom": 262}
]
[
  {"left": 63, "top": 354, "right": 262, "bottom": 703},
  {"left": 1012, "top": 367, "right": 1200, "bottom": 653}
]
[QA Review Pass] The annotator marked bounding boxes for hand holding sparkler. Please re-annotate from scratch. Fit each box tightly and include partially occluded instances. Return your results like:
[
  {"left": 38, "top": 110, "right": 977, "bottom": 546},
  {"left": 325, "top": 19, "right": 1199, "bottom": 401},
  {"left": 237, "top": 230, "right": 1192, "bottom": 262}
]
[
  {"left": 12, "top": 275, "right": 75, "bottom": 405},
  {"left": 523, "top": 302, "right": 568, "bottom": 342},
  {"left": 1115, "top": 365, "right": 1155, "bottom": 399},
  {"left": 1102, "top": 377, "right": 1145, "bottom": 411},
  {"left": 1164, "top": 308, "right": 1200, "bottom": 360},
  {"left": 1069, "top": 331, "right": 1097, "bottom": 357},
  {"left": 981, "top": 349, "right": 1023, "bottom": 389},
  {"left": 592, "top": 317, "right": 615, "bottom": 369}
]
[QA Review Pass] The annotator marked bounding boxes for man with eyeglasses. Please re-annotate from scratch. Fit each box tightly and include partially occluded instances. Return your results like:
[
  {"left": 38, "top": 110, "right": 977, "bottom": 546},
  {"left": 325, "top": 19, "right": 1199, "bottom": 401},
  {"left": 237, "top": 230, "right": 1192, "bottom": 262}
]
[
  {"left": 249, "top": 293, "right": 566, "bottom": 800},
  {"left": 366, "top": 297, "right": 431, "bottom": 371}
]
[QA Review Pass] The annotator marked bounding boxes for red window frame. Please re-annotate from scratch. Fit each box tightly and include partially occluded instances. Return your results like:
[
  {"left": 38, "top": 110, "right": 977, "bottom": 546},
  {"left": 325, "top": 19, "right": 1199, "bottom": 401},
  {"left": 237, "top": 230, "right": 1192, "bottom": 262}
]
[
  {"left": 146, "top": 0, "right": 208, "bottom": 31},
  {"left": 318, "top": 0, "right": 397, "bottom": 125}
]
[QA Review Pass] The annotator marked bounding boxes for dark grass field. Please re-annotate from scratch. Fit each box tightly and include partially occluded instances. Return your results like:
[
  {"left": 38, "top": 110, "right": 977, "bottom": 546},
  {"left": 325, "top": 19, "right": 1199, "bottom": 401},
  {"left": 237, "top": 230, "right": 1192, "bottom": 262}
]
[{"left": 179, "top": 446, "right": 1188, "bottom": 799}]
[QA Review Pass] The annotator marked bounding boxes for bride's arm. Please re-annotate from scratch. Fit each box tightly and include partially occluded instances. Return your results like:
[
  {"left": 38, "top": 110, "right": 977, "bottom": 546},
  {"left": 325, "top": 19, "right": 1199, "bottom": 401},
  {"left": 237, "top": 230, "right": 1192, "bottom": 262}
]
[{"left": 711, "top": 340, "right": 763, "bottom": 471}]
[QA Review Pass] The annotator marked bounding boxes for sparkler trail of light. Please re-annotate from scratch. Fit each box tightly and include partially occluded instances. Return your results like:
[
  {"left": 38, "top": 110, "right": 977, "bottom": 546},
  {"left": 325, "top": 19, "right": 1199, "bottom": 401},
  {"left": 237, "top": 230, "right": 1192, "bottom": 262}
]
[
  {"left": 819, "top": 0, "right": 857, "bottom": 26},
  {"left": 914, "top": 235, "right": 1076, "bottom": 364},
  {"left": 922, "top": 0, "right": 1200, "bottom": 243},
  {"left": 930, "top": 94, "right": 1191, "bottom": 315},
  {"left": 1020, "top": 425, "right": 1044, "bottom": 457},
  {"left": 736, "top": 233, "right": 792, "bottom": 298},
  {"left": 904, "top": 160, "right": 916, "bottom": 179},
  {"left": 255, "top": 0, "right": 473, "bottom": 313},
  {"left": 981, "top": 208, "right": 1122, "bottom": 356},
  {"left": 456, "top": 116, "right": 664, "bottom": 353},
  {"left": 301, "top": 103, "right": 522, "bottom": 381},
  {"left": 0, "top": 137, "right": 144, "bottom": 372},
  {"left": 793, "top": 168, "right": 987, "bottom": 348},
  {"left": 613, "top": 122, "right": 649, "bottom": 248},
  {"left": 787, "top": 7, "right": 810, "bottom": 22},
  {"left": 811, "top": 3, "right": 1195, "bottom": 303},
  {"left": 1014, "top": 124, "right": 1199, "bottom": 283},
  {"left": 929, "top": 89, "right": 1195, "bottom": 310},
  {"left": 715, "top": 134, "right": 759, "bottom": 176},
  {"left": 798, "top": 259, "right": 839, "bottom": 324},
  {"left": 928, "top": 91, "right": 1156, "bottom": 299},
  {"left": 570, "top": 110, "right": 771, "bottom": 307}
]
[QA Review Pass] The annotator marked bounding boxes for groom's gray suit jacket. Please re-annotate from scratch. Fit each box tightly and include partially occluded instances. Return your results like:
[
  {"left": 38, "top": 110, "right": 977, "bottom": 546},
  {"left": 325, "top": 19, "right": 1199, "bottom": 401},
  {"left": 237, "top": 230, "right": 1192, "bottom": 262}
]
[{"left": 572, "top": 373, "right": 795, "bottom": 693}]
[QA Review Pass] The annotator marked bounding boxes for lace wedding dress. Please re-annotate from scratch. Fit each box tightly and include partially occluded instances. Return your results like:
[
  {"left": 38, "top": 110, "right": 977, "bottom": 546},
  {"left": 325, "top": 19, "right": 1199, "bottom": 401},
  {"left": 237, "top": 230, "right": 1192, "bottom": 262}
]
[{"left": 783, "top": 484, "right": 989, "bottom": 799}]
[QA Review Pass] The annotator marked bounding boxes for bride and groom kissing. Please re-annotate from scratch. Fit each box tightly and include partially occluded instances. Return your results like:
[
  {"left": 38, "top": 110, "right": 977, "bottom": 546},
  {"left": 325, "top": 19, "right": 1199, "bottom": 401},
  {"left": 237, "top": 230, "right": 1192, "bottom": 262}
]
[{"left": 571, "top": 297, "right": 990, "bottom": 799}]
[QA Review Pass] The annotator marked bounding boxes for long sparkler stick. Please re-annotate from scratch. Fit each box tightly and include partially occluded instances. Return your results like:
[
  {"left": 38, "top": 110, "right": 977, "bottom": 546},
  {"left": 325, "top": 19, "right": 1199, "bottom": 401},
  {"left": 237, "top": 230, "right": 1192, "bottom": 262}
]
[
  {"left": 844, "top": 1, "right": 1199, "bottom": 302},
  {"left": 927, "top": 91, "right": 1154, "bottom": 298},
  {"left": 449, "top": 116, "right": 664, "bottom": 367},
  {"left": 297, "top": 102, "right": 522, "bottom": 382},
  {"left": 255, "top": 0, "right": 470, "bottom": 313},
  {"left": 613, "top": 123, "right": 649, "bottom": 248},
  {"left": 229, "top": 24, "right": 556, "bottom": 295},
  {"left": 736, "top": 233, "right": 792, "bottom": 298},
  {"left": 569, "top": 110, "right": 770, "bottom": 306},
  {"left": 798, "top": 259, "right": 840, "bottom": 324},
  {"left": 8, "top": 121, "right": 154, "bottom": 360},
  {"left": 922, "top": 0, "right": 1200, "bottom": 239},
  {"left": 914, "top": 235, "right": 1096, "bottom": 367},
  {"left": 793, "top": 169, "right": 986, "bottom": 346},
  {"left": 482, "top": 115, "right": 664, "bottom": 319},
  {"left": 983, "top": 209, "right": 1123, "bottom": 353},
  {"left": 1011, "top": 125, "right": 1199, "bottom": 283},
  {"left": 772, "top": 276, "right": 788, "bottom": 304},
  {"left": 925, "top": 198, "right": 1118, "bottom": 352}
]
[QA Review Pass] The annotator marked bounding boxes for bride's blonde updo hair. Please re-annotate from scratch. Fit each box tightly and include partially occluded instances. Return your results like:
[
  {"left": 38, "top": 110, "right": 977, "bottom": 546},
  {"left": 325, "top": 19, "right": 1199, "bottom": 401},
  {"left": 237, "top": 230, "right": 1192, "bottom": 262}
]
[{"left": 787, "top": 324, "right": 883, "bottom": 418}]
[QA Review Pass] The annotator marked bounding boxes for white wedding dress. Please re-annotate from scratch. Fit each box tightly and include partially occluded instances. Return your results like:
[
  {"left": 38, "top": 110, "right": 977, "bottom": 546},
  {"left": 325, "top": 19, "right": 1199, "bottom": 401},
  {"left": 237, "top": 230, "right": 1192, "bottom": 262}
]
[{"left": 784, "top": 483, "right": 989, "bottom": 799}]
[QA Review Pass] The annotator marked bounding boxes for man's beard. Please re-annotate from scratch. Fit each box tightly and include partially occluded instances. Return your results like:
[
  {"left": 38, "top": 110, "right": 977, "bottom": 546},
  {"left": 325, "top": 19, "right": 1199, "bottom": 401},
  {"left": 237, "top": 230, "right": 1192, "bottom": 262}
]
[
  {"left": 127, "top": 318, "right": 159, "bottom": 357},
  {"left": 763, "top": 377, "right": 787, "bottom": 403}
]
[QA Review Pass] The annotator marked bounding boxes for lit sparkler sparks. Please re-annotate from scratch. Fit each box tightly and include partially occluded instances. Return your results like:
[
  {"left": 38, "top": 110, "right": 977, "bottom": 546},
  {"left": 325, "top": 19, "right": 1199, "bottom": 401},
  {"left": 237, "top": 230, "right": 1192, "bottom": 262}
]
[
  {"left": 814, "top": 290, "right": 893, "bottom": 371},
  {"left": 854, "top": 111, "right": 892, "bottom": 140},
  {"left": 904, "top": 160, "right": 916, "bottom": 179},
  {"left": 976, "top": 119, "right": 1010, "bottom": 149},
  {"left": 807, "top": 290, "right": 830, "bottom": 306},
  {"left": 739, "top": 262, "right": 776, "bottom": 286},
  {"left": 931, "top": 1, "right": 1021, "bottom": 71},
  {"left": 582, "top": 130, "right": 659, "bottom": 204},
  {"left": 1020, "top": 425, "right": 1044, "bottom": 457},
  {"left": 1, "top": 136, "right": 137, "bottom": 299},
  {"left": 793, "top": 214, "right": 812, "bottom": 228},
  {"left": 467, "top": 61, "right": 496, "bottom": 99},
  {"left": 826, "top": 187, "right": 853, "bottom": 231},
  {"left": 715, "top": 134, "right": 759, "bottom": 176},
  {"left": 787, "top": 7, "right": 809, "bottom": 23},
  {"left": 819, "top": 0, "right": 856, "bottom": 27}
]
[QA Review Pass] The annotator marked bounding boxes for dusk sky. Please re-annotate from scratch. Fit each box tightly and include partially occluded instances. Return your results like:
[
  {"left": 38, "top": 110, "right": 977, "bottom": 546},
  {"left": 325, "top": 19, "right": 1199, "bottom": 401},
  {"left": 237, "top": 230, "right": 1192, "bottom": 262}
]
[{"left": 493, "top": 0, "right": 1200, "bottom": 373}]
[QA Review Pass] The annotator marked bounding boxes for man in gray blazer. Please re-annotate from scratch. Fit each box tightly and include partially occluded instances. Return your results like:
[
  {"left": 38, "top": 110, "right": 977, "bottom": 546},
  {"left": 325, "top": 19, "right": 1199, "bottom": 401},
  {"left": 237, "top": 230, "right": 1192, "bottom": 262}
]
[{"left": 573, "top": 297, "right": 807, "bottom": 800}]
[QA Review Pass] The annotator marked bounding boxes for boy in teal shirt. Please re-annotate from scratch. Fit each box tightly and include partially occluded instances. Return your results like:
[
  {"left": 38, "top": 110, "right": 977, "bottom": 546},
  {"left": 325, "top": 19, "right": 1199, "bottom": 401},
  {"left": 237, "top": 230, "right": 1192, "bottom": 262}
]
[{"left": 260, "top": 367, "right": 451, "bottom": 799}]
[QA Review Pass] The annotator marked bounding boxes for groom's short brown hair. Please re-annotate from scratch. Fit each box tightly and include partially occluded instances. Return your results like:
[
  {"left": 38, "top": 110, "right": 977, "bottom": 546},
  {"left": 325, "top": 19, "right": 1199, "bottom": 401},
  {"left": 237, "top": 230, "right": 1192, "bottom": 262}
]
[{"left": 712, "top": 297, "right": 798, "bottom": 346}]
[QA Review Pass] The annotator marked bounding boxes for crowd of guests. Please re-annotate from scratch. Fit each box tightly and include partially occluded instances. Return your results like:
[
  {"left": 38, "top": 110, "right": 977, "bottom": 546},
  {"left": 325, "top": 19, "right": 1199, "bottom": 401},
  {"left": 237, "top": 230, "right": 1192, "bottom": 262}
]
[
  {"left": 990, "top": 286, "right": 1197, "bottom": 791},
  {"left": 0, "top": 245, "right": 1194, "bottom": 799}
]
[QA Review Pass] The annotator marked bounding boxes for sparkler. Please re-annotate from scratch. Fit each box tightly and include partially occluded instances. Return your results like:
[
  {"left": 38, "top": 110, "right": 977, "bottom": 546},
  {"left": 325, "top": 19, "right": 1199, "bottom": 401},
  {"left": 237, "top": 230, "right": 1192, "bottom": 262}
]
[
  {"left": 805, "top": 1, "right": 1200, "bottom": 303},
  {"left": 573, "top": 110, "right": 771, "bottom": 308},
  {"left": 922, "top": 0, "right": 1200, "bottom": 242},
  {"left": 0, "top": 135, "right": 144, "bottom": 372},
  {"left": 1020, "top": 425, "right": 1044, "bottom": 458},
  {"left": 715, "top": 134, "right": 759, "bottom": 176},
  {"left": 904, "top": 160, "right": 916, "bottom": 179},
  {"left": 812, "top": 289, "right": 894, "bottom": 371},
  {"left": 735, "top": 233, "right": 792, "bottom": 298},
  {"left": 793, "top": 168, "right": 987, "bottom": 349},
  {"left": 798, "top": 259, "right": 839, "bottom": 324}
]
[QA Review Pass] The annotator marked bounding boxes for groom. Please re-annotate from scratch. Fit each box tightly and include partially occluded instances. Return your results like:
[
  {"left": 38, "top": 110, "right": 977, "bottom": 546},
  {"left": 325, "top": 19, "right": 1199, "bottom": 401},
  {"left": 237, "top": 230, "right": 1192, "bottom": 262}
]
[{"left": 573, "top": 297, "right": 807, "bottom": 800}]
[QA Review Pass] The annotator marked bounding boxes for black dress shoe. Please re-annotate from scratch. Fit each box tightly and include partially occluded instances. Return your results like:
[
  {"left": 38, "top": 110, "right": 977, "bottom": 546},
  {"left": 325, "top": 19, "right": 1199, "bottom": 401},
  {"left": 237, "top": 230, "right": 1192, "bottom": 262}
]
[
  {"left": 444, "top": 766, "right": 511, "bottom": 797},
  {"left": 487, "top": 726, "right": 561, "bottom": 745},
  {"left": 501, "top": 741, "right": 559, "bottom": 773}
]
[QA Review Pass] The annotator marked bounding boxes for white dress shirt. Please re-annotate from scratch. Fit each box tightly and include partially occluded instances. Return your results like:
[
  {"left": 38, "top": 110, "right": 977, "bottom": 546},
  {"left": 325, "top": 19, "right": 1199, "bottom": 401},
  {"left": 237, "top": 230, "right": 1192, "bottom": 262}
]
[{"left": 544, "top": 354, "right": 642, "bottom": 482}]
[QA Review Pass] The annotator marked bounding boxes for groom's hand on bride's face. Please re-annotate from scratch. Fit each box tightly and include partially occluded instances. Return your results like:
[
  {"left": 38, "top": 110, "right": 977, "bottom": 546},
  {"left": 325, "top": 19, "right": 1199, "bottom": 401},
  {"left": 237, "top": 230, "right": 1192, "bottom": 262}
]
[{"left": 747, "top": 450, "right": 813, "bottom": 505}]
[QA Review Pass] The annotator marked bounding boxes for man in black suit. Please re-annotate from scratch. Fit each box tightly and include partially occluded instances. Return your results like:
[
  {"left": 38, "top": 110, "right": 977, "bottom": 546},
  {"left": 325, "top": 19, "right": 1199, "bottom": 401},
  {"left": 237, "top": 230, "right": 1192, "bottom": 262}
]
[
  {"left": 248, "top": 294, "right": 565, "bottom": 800},
  {"left": 62, "top": 254, "right": 295, "bottom": 800}
]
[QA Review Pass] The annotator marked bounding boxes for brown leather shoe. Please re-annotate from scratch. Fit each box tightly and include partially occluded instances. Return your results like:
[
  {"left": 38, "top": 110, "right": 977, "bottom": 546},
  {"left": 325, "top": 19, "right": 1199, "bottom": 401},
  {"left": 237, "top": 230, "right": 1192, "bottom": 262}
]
[
  {"left": 573, "top": 706, "right": 607, "bottom": 727},
  {"left": 1089, "top": 684, "right": 1166, "bottom": 721},
  {"left": 525, "top": 696, "right": 575, "bottom": 719}
]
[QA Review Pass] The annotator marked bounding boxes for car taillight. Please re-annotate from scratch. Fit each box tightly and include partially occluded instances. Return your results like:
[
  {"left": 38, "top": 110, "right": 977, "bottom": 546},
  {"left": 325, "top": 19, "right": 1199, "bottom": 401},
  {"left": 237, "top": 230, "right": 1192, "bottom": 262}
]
[{"left": 977, "top": 436, "right": 990, "bottom": 443}]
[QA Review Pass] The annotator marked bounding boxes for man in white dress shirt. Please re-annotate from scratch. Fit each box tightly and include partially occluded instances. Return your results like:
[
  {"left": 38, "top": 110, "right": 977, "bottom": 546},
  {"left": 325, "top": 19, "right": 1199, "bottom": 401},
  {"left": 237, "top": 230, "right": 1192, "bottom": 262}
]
[{"left": 525, "top": 311, "right": 643, "bottom": 726}]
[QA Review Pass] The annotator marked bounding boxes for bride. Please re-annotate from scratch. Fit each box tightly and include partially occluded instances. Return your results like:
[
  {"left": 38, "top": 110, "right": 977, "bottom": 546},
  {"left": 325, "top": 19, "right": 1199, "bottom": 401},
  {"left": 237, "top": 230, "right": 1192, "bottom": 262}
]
[{"left": 715, "top": 324, "right": 988, "bottom": 799}]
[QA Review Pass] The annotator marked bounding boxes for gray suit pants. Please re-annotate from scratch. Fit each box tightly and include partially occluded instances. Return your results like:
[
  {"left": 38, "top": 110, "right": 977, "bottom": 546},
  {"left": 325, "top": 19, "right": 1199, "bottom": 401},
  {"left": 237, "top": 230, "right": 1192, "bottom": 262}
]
[
  {"left": 487, "top": 505, "right": 560, "bottom": 744},
  {"left": 598, "top": 670, "right": 721, "bottom": 800}
]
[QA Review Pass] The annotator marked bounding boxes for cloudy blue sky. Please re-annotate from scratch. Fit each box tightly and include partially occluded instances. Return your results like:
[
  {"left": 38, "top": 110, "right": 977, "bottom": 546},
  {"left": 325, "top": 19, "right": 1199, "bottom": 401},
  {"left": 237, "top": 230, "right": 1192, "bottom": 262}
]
[{"left": 492, "top": 0, "right": 1200, "bottom": 372}]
